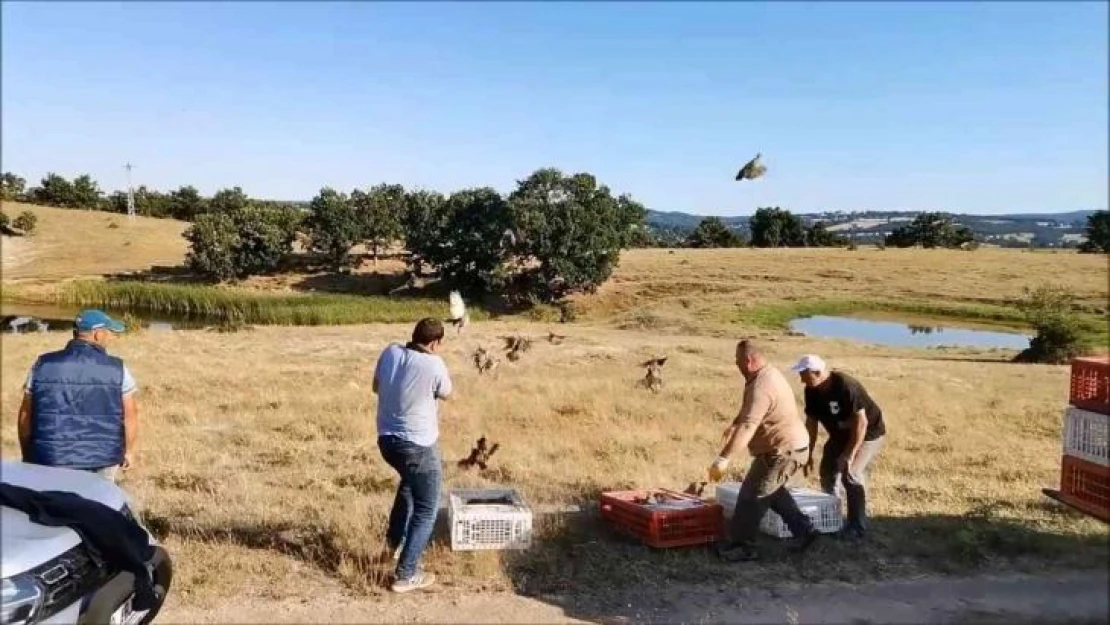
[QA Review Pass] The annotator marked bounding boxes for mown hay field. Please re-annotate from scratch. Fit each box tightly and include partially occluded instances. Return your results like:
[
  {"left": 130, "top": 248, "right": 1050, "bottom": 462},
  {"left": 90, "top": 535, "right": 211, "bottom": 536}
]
[{"left": 2, "top": 322, "right": 1106, "bottom": 608}]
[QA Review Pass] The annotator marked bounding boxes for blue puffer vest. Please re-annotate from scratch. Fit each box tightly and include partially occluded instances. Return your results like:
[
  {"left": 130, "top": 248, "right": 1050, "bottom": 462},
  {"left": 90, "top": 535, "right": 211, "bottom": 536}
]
[{"left": 30, "top": 339, "right": 125, "bottom": 470}]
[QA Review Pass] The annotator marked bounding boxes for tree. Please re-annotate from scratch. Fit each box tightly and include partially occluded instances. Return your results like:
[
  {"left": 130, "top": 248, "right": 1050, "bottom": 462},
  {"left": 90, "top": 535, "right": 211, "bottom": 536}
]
[
  {"left": 401, "top": 189, "right": 448, "bottom": 277},
  {"left": 749, "top": 206, "right": 805, "bottom": 247},
  {"left": 105, "top": 186, "right": 171, "bottom": 217},
  {"left": 72, "top": 175, "right": 102, "bottom": 209},
  {"left": 30, "top": 173, "right": 78, "bottom": 208},
  {"left": 1, "top": 173, "right": 26, "bottom": 201},
  {"left": 209, "top": 187, "right": 251, "bottom": 214},
  {"left": 508, "top": 168, "right": 645, "bottom": 302},
  {"left": 353, "top": 183, "right": 404, "bottom": 265},
  {"left": 167, "top": 186, "right": 208, "bottom": 221},
  {"left": 687, "top": 217, "right": 743, "bottom": 248},
  {"left": 425, "top": 187, "right": 515, "bottom": 291},
  {"left": 232, "top": 203, "right": 300, "bottom": 276},
  {"left": 627, "top": 224, "right": 662, "bottom": 248},
  {"left": 304, "top": 187, "right": 362, "bottom": 270},
  {"left": 884, "top": 212, "right": 974, "bottom": 249},
  {"left": 805, "top": 221, "right": 848, "bottom": 247},
  {"left": 13, "top": 211, "right": 38, "bottom": 235},
  {"left": 1078, "top": 210, "right": 1109, "bottom": 254},
  {"left": 185, "top": 212, "right": 240, "bottom": 281},
  {"left": 183, "top": 191, "right": 298, "bottom": 281}
]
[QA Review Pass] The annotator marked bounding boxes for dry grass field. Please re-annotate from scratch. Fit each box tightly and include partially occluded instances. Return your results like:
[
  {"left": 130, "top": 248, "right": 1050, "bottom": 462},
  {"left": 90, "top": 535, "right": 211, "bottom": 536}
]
[
  {"left": 0, "top": 202, "right": 189, "bottom": 282},
  {"left": 575, "top": 246, "right": 1109, "bottom": 333},
  {"left": 2, "top": 203, "right": 1108, "bottom": 620},
  {"left": 1, "top": 323, "right": 1107, "bottom": 614}
]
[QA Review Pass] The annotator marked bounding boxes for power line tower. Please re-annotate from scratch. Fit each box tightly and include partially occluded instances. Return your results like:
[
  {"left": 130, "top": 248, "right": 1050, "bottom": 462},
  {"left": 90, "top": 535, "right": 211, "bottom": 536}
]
[{"left": 124, "top": 162, "right": 136, "bottom": 220}]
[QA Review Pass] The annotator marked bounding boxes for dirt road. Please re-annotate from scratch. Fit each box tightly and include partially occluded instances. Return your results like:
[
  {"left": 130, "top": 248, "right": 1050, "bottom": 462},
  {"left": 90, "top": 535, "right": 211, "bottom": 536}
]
[{"left": 161, "top": 569, "right": 1109, "bottom": 624}]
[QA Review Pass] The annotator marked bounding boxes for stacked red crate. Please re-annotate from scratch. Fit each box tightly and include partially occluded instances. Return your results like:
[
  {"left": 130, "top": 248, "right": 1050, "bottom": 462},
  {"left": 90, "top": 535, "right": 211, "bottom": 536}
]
[
  {"left": 599, "top": 489, "right": 724, "bottom": 548},
  {"left": 1057, "top": 357, "right": 1109, "bottom": 522}
]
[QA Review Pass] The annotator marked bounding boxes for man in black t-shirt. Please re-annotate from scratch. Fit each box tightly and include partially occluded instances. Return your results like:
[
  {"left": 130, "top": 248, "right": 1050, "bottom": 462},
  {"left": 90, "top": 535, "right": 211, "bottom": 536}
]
[{"left": 791, "top": 354, "right": 887, "bottom": 540}]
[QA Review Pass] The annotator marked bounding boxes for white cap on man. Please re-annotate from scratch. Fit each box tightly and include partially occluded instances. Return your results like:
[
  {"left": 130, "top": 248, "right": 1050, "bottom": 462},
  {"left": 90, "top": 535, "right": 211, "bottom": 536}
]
[{"left": 790, "top": 354, "right": 827, "bottom": 373}]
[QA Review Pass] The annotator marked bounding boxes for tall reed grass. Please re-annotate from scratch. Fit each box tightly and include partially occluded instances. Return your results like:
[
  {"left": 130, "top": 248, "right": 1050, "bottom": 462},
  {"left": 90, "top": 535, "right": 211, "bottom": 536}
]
[{"left": 19, "top": 280, "right": 481, "bottom": 326}]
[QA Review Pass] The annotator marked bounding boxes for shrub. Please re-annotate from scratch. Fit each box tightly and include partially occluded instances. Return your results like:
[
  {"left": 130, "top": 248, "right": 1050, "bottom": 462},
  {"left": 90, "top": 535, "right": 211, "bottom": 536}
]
[
  {"left": 13, "top": 211, "right": 38, "bottom": 235},
  {"left": 1014, "top": 285, "right": 1085, "bottom": 364}
]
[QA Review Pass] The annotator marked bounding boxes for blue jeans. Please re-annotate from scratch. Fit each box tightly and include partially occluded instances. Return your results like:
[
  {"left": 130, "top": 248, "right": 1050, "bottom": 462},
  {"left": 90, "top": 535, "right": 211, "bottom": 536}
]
[{"left": 378, "top": 435, "right": 442, "bottom": 580}]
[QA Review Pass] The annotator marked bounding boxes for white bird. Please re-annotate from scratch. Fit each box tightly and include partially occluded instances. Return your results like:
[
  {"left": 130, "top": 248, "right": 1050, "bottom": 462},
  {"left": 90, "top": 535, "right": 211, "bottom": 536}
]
[{"left": 447, "top": 290, "right": 469, "bottom": 335}]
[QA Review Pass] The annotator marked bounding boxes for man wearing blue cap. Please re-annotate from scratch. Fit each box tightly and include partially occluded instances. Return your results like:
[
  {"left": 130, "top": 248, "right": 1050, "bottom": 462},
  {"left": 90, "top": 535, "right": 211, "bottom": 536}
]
[{"left": 17, "top": 310, "right": 139, "bottom": 482}]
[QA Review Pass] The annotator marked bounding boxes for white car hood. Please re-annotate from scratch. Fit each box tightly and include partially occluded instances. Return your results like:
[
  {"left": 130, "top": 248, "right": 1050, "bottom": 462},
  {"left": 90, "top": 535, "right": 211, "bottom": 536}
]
[{"left": 1, "top": 461, "right": 128, "bottom": 578}]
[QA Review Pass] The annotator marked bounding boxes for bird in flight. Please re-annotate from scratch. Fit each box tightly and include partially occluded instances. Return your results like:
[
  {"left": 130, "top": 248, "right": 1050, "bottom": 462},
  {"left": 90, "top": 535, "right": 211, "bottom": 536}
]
[
  {"left": 447, "top": 291, "right": 469, "bottom": 335},
  {"left": 735, "top": 153, "right": 767, "bottom": 181}
]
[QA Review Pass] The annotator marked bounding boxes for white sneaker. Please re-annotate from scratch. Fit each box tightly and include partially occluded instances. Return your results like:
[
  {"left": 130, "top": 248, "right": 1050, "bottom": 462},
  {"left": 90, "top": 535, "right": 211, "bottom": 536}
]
[{"left": 391, "top": 571, "right": 435, "bottom": 593}]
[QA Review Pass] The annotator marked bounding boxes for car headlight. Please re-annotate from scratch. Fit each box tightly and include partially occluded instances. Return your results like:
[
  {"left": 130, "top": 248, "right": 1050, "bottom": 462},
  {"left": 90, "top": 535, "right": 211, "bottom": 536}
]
[{"left": 1, "top": 575, "right": 43, "bottom": 625}]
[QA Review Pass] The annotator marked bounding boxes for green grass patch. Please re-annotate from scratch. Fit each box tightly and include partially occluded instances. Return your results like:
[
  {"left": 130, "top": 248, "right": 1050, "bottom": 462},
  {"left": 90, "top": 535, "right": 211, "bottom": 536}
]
[{"left": 5, "top": 280, "right": 488, "bottom": 326}]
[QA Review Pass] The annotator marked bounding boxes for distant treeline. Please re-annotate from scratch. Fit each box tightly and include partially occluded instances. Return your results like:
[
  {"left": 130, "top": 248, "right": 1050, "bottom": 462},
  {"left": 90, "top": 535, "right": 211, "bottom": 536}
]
[{"left": 2, "top": 171, "right": 1105, "bottom": 297}]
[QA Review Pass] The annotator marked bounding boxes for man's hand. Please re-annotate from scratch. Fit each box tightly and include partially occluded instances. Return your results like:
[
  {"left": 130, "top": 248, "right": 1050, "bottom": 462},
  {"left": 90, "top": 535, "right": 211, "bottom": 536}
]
[
  {"left": 708, "top": 456, "right": 730, "bottom": 482},
  {"left": 803, "top": 455, "right": 815, "bottom": 478},
  {"left": 121, "top": 452, "right": 135, "bottom": 471}
]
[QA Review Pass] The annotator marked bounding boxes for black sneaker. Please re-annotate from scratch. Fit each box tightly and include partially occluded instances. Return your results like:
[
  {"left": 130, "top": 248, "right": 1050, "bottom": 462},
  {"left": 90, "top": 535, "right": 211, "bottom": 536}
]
[
  {"left": 788, "top": 530, "right": 820, "bottom": 554},
  {"left": 716, "top": 542, "right": 760, "bottom": 562}
]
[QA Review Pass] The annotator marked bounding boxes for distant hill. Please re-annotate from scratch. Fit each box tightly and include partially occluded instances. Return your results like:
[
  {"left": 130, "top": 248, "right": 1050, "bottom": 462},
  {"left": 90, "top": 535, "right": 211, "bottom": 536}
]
[
  {"left": 274, "top": 199, "right": 1098, "bottom": 248},
  {"left": 644, "top": 209, "right": 1100, "bottom": 248}
]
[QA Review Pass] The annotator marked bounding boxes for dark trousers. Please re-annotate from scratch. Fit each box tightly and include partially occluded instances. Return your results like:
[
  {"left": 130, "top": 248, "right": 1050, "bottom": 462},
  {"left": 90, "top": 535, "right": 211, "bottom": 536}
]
[
  {"left": 820, "top": 436, "right": 884, "bottom": 532},
  {"left": 378, "top": 435, "right": 442, "bottom": 580},
  {"left": 730, "top": 447, "right": 815, "bottom": 546}
]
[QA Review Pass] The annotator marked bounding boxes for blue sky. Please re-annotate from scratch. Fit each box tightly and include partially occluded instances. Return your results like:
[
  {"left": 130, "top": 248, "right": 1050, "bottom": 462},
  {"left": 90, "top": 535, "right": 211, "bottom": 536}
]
[{"left": 2, "top": 1, "right": 1106, "bottom": 215}]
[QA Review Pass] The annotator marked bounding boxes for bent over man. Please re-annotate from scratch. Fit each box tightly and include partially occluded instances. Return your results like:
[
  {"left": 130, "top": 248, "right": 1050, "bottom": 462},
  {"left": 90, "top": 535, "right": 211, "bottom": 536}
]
[
  {"left": 792, "top": 354, "right": 886, "bottom": 540},
  {"left": 373, "top": 318, "right": 452, "bottom": 593},
  {"left": 18, "top": 310, "right": 139, "bottom": 482},
  {"left": 710, "top": 340, "right": 820, "bottom": 561}
]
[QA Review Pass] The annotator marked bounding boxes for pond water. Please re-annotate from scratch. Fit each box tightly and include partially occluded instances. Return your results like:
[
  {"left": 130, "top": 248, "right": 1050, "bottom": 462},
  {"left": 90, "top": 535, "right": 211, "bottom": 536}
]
[
  {"left": 1, "top": 303, "right": 206, "bottom": 333},
  {"left": 789, "top": 315, "right": 1033, "bottom": 350}
]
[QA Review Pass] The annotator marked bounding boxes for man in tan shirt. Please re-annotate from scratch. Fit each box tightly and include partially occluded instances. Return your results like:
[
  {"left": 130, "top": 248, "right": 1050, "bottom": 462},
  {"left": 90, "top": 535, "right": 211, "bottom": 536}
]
[{"left": 709, "top": 339, "right": 820, "bottom": 561}]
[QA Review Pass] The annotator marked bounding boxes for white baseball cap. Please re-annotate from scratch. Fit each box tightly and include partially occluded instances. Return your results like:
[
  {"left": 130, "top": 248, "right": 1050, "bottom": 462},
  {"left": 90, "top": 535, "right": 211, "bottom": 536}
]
[{"left": 790, "top": 354, "right": 827, "bottom": 373}]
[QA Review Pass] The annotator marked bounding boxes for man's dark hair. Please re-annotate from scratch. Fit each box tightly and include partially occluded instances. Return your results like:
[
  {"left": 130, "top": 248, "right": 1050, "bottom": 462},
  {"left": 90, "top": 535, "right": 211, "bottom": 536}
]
[{"left": 411, "top": 318, "right": 445, "bottom": 346}]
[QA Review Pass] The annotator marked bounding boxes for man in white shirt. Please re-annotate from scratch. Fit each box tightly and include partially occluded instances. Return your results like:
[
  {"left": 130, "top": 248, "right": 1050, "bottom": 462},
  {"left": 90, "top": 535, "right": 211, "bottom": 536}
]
[{"left": 373, "top": 317, "right": 452, "bottom": 593}]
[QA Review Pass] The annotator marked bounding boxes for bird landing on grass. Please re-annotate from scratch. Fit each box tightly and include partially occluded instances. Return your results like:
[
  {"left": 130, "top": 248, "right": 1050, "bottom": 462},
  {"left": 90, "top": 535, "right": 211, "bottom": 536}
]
[
  {"left": 473, "top": 346, "right": 499, "bottom": 375},
  {"left": 458, "top": 436, "right": 500, "bottom": 471},
  {"left": 447, "top": 291, "right": 469, "bottom": 335},
  {"left": 637, "top": 356, "right": 667, "bottom": 393}
]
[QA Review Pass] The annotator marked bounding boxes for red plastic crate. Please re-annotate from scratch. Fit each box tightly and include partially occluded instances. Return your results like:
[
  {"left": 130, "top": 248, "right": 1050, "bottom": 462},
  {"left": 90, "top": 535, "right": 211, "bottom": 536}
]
[
  {"left": 599, "top": 488, "right": 724, "bottom": 548},
  {"left": 1059, "top": 453, "right": 1110, "bottom": 522},
  {"left": 1070, "top": 357, "right": 1110, "bottom": 416}
]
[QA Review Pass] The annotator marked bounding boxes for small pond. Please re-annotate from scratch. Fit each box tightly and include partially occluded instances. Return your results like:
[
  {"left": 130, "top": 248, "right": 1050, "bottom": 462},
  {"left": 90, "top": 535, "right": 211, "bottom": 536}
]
[
  {"left": 1, "top": 303, "right": 207, "bottom": 333},
  {"left": 789, "top": 315, "right": 1032, "bottom": 350}
]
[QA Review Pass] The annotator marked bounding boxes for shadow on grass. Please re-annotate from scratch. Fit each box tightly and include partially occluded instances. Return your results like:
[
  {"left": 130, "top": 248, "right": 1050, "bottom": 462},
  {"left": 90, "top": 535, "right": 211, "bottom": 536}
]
[
  {"left": 142, "top": 511, "right": 395, "bottom": 591},
  {"left": 104, "top": 264, "right": 209, "bottom": 285},
  {"left": 495, "top": 503, "right": 1110, "bottom": 623}
]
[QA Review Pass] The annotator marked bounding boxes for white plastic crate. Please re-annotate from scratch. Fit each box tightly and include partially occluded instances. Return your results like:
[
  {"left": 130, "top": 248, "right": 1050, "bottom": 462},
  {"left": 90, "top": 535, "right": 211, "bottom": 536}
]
[
  {"left": 716, "top": 483, "right": 843, "bottom": 538},
  {"left": 1063, "top": 406, "right": 1109, "bottom": 467},
  {"left": 447, "top": 488, "right": 532, "bottom": 551}
]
